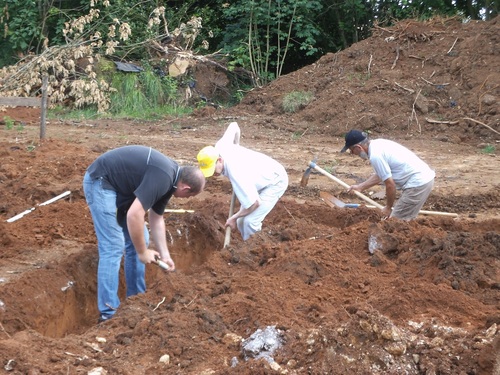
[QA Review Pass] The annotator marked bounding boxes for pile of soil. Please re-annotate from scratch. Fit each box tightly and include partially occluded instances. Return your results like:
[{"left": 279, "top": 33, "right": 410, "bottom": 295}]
[{"left": 0, "top": 17, "right": 498, "bottom": 374}]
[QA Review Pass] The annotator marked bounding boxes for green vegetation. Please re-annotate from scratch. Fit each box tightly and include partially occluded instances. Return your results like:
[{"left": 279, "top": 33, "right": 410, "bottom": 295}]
[
  {"left": 282, "top": 91, "right": 314, "bottom": 113},
  {"left": 49, "top": 66, "right": 193, "bottom": 121},
  {"left": 109, "top": 69, "right": 189, "bottom": 120},
  {"left": 0, "top": 0, "right": 497, "bottom": 115},
  {"left": 3, "top": 116, "right": 14, "bottom": 130},
  {"left": 481, "top": 145, "right": 496, "bottom": 154}
]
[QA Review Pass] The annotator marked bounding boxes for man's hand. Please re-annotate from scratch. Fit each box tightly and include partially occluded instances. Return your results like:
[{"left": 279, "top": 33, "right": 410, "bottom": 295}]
[
  {"left": 225, "top": 216, "right": 237, "bottom": 230},
  {"left": 137, "top": 249, "right": 176, "bottom": 271},
  {"left": 155, "top": 255, "right": 176, "bottom": 271},
  {"left": 137, "top": 248, "right": 160, "bottom": 265},
  {"left": 381, "top": 206, "right": 392, "bottom": 219},
  {"left": 347, "top": 184, "right": 362, "bottom": 193}
]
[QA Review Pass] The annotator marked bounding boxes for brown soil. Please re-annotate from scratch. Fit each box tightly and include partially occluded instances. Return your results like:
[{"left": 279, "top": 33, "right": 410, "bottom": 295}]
[{"left": 0, "top": 17, "right": 499, "bottom": 375}]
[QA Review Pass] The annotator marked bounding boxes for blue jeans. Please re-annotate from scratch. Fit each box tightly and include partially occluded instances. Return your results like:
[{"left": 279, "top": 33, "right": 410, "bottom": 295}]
[{"left": 83, "top": 172, "right": 148, "bottom": 319}]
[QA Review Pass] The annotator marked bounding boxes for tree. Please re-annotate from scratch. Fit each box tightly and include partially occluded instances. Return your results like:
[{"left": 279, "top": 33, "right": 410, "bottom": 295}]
[{"left": 218, "top": 0, "right": 323, "bottom": 85}]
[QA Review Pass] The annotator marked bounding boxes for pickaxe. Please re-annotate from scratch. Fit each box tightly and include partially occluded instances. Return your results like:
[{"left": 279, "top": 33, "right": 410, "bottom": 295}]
[{"left": 304, "top": 161, "right": 458, "bottom": 218}]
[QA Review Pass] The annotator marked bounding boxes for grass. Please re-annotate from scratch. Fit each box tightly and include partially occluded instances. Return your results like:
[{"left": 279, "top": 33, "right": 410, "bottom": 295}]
[
  {"left": 282, "top": 91, "right": 314, "bottom": 113},
  {"left": 3, "top": 116, "right": 14, "bottom": 130},
  {"left": 481, "top": 145, "right": 495, "bottom": 154},
  {"left": 49, "top": 67, "right": 193, "bottom": 121}
]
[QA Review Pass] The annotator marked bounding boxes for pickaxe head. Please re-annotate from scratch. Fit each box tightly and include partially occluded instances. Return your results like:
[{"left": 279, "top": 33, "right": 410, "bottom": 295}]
[{"left": 300, "top": 157, "right": 318, "bottom": 187}]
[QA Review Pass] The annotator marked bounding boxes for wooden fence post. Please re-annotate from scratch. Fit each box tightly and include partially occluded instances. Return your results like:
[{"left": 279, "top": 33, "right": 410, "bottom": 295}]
[{"left": 40, "top": 75, "right": 48, "bottom": 139}]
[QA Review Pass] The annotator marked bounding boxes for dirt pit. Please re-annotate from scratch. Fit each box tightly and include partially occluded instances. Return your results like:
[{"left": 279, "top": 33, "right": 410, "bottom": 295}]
[{"left": 1, "top": 16, "right": 499, "bottom": 375}]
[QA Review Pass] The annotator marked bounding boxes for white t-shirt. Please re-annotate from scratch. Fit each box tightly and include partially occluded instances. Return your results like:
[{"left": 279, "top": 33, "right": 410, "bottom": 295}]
[
  {"left": 215, "top": 123, "right": 286, "bottom": 209},
  {"left": 369, "top": 139, "right": 435, "bottom": 189}
]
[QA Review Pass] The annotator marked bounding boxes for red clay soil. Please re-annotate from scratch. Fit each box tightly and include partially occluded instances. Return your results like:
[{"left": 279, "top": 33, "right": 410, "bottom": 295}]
[{"left": 0, "top": 17, "right": 499, "bottom": 375}]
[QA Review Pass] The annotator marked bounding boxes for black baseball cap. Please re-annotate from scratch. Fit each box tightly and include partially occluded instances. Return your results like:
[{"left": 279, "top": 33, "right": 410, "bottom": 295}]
[{"left": 340, "top": 130, "right": 367, "bottom": 153}]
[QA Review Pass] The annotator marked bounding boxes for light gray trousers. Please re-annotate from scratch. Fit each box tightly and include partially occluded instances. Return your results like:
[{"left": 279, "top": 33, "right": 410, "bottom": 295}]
[
  {"left": 390, "top": 179, "right": 434, "bottom": 220},
  {"left": 237, "top": 172, "right": 288, "bottom": 240}
]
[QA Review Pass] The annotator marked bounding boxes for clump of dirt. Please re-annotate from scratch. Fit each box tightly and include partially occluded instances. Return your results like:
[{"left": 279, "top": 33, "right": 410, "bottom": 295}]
[{"left": 0, "top": 17, "right": 499, "bottom": 374}]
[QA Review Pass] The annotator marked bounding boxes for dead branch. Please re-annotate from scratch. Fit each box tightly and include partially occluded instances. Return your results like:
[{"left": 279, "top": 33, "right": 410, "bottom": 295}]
[
  {"left": 0, "top": 322, "right": 11, "bottom": 338},
  {"left": 394, "top": 82, "right": 414, "bottom": 93},
  {"left": 425, "top": 118, "right": 459, "bottom": 125},
  {"left": 410, "top": 89, "right": 422, "bottom": 133},
  {"left": 282, "top": 203, "right": 297, "bottom": 222},
  {"left": 153, "top": 296, "right": 166, "bottom": 311},
  {"left": 447, "top": 37, "right": 459, "bottom": 54},
  {"left": 420, "top": 77, "right": 449, "bottom": 86},
  {"left": 391, "top": 46, "right": 400, "bottom": 70},
  {"left": 464, "top": 117, "right": 500, "bottom": 136},
  {"left": 373, "top": 24, "right": 394, "bottom": 34},
  {"left": 409, "top": 54, "right": 425, "bottom": 67},
  {"left": 368, "top": 54, "right": 373, "bottom": 75}
]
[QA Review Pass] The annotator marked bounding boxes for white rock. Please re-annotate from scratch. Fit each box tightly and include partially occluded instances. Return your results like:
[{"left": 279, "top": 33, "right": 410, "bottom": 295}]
[
  {"left": 88, "top": 367, "right": 107, "bottom": 375},
  {"left": 159, "top": 354, "right": 170, "bottom": 364}
]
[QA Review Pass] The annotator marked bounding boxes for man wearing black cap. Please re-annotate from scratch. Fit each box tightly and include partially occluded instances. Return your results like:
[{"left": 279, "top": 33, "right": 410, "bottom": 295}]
[{"left": 341, "top": 130, "right": 435, "bottom": 220}]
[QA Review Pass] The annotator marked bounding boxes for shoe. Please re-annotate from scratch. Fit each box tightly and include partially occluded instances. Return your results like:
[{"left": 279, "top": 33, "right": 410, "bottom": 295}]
[{"left": 98, "top": 315, "right": 111, "bottom": 324}]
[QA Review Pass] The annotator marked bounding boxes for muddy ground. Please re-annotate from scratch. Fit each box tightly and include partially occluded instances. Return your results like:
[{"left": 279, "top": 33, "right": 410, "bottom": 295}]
[{"left": 0, "top": 17, "right": 499, "bottom": 375}]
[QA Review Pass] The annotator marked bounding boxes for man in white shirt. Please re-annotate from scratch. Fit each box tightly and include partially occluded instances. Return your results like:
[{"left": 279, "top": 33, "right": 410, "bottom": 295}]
[
  {"left": 197, "top": 122, "right": 288, "bottom": 240},
  {"left": 341, "top": 129, "right": 435, "bottom": 220}
]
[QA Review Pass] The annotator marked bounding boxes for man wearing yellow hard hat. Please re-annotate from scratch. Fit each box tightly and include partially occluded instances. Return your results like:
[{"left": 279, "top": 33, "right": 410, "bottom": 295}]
[{"left": 197, "top": 122, "right": 288, "bottom": 240}]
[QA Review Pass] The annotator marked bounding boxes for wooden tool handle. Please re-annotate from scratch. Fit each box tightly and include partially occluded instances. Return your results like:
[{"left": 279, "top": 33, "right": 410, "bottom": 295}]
[
  {"left": 311, "top": 163, "right": 384, "bottom": 209},
  {"left": 224, "top": 192, "right": 236, "bottom": 248},
  {"left": 311, "top": 162, "right": 458, "bottom": 218}
]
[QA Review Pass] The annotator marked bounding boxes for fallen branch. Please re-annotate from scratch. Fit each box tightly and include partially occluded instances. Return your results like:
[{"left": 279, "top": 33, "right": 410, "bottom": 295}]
[
  {"left": 420, "top": 77, "right": 449, "bottom": 86},
  {"left": 153, "top": 297, "right": 166, "bottom": 311},
  {"left": 367, "top": 54, "right": 373, "bottom": 75},
  {"left": 410, "top": 89, "right": 422, "bottom": 133},
  {"left": 282, "top": 203, "right": 297, "bottom": 222},
  {"left": 394, "top": 82, "right": 414, "bottom": 93},
  {"left": 391, "top": 46, "right": 400, "bottom": 70},
  {"left": 464, "top": 117, "right": 500, "bottom": 136},
  {"left": 425, "top": 118, "right": 459, "bottom": 125},
  {"left": 409, "top": 55, "right": 425, "bottom": 68},
  {"left": 447, "top": 37, "right": 459, "bottom": 55},
  {"left": 0, "top": 322, "right": 11, "bottom": 338}
]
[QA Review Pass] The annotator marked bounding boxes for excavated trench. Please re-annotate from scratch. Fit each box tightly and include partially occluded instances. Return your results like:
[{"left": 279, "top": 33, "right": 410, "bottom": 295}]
[{"left": 0, "top": 214, "right": 215, "bottom": 339}]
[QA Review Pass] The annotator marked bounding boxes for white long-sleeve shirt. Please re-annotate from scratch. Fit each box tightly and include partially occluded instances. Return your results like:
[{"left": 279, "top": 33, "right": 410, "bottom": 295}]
[{"left": 215, "top": 123, "right": 287, "bottom": 209}]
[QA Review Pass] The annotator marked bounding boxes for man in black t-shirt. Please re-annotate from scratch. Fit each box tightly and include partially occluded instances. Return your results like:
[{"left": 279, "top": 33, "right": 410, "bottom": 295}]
[{"left": 83, "top": 145, "right": 205, "bottom": 323}]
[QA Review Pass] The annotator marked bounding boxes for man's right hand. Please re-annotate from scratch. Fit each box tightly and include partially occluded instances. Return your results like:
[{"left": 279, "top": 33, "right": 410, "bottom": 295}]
[
  {"left": 347, "top": 184, "right": 361, "bottom": 193},
  {"left": 137, "top": 249, "right": 161, "bottom": 265}
]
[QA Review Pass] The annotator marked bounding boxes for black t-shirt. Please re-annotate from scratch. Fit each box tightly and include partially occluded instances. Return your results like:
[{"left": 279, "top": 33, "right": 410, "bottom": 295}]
[{"left": 87, "top": 145, "right": 179, "bottom": 224}]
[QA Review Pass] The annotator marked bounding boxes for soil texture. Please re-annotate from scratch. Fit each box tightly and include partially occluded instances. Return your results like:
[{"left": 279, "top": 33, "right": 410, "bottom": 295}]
[{"left": 0, "top": 17, "right": 499, "bottom": 375}]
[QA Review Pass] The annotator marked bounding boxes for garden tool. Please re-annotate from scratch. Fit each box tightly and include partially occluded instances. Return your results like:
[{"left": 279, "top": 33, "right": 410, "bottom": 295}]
[
  {"left": 320, "top": 191, "right": 375, "bottom": 208},
  {"left": 306, "top": 161, "right": 458, "bottom": 217},
  {"left": 155, "top": 255, "right": 171, "bottom": 270},
  {"left": 300, "top": 156, "right": 318, "bottom": 187},
  {"left": 224, "top": 127, "right": 241, "bottom": 248}
]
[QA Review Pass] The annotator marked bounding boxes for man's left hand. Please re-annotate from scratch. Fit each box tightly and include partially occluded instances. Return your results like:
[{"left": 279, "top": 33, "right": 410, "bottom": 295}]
[{"left": 381, "top": 206, "right": 392, "bottom": 219}]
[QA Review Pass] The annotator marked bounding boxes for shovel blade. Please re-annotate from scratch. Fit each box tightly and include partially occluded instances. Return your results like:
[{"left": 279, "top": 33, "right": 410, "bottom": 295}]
[
  {"left": 320, "top": 191, "right": 364, "bottom": 209},
  {"left": 320, "top": 191, "right": 346, "bottom": 208}
]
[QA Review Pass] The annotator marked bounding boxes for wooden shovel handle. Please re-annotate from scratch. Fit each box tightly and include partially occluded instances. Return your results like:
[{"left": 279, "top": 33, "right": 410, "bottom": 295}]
[
  {"left": 310, "top": 162, "right": 458, "bottom": 218},
  {"left": 224, "top": 130, "right": 240, "bottom": 248},
  {"left": 311, "top": 163, "right": 384, "bottom": 209},
  {"left": 224, "top": 192, "right": 236, "bottom": 247}
]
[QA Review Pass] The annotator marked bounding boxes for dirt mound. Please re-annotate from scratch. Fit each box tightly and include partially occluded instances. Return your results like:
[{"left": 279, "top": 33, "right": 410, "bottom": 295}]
[
  {"left": 0, "top": 17, "right": 499, "bottom": 374},
  {"left": 240, "top": 17, "right": 499, "bottom": 144}
]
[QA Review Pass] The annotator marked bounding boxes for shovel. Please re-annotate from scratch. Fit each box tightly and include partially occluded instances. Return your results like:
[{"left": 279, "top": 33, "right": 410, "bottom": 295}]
[
  {"left": 306, "top": 160, "right": 458, "bottom": 218},
  {"left": 320, "top": 191, "right": 375, "bottom": 208}
]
